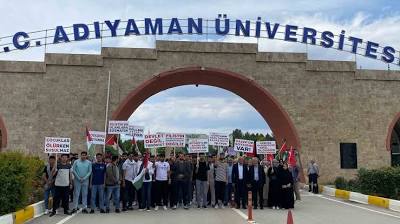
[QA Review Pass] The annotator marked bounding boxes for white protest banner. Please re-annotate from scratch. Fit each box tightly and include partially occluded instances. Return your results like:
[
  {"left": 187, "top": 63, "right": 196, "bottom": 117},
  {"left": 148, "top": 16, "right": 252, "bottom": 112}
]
[
  {"left": 188, "top": 138, "right": 209, "bottom": 153},
  {"left": 256, "top": 141, "right": 276, "bottom": 154},
  {"left": 234, "top": 138, "right": 254, "bottom": 153},
  {"left": 89, "top": 131, "right": 106, "bottom": 145},
  {"left": 127, "top": 125, "right": 144, "bottom": 138},
  {"left": 165, "top": 133, "right": 185, "bottom": 147},
  {"left": 144, "top": 133, "right": 165, "bottom": 148},
  {"left": 44, "top": 137, "right": 71, "bottom": 153},
  {"left": 208, "top": 133, "right": 229, "bottom": 147},
  {"left": 108, "top": 120, "right": 129, "bottom": 134}
]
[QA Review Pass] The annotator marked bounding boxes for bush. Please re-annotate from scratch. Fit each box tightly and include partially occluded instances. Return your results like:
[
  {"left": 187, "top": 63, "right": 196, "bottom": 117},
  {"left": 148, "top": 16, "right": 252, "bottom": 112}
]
[
  {"left": 335, "top": 167, "right": 400, "bottom": 200},
  {"left": 0, "top": 152, "right": 44, "bottom": 215}
]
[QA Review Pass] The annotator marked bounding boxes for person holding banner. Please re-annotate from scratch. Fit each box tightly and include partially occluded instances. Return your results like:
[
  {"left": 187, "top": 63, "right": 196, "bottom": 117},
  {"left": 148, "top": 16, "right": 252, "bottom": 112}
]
[
  {"left": 50, "top": 154, "right": 72, "bottom": 217},
  {"left": 249, "top": 157, "right": 266, "bottom": 209},
  {"left": 71, "top": 152, "right": 92, "bottom": 214},
  {"left": 232, "top": 157, "right": 249, "bottom": 209},
  {"left": 267, "top": 159, "right": 281, "bottom": 209}
]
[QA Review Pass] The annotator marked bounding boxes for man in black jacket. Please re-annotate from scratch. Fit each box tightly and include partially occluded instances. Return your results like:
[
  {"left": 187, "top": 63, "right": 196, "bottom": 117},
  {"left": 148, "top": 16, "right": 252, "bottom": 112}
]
[
  {"left": 232, "top": 157, "right": 250, "bottom": 209},
  {"left": 249, "top": 157, "right": 266, "bottom": 209}
]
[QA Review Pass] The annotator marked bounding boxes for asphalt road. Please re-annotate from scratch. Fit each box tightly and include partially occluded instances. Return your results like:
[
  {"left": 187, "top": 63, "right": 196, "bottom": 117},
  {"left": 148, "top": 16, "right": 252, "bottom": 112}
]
[{"left": 28, "top": 192, "right": 400, "bottom": 224}]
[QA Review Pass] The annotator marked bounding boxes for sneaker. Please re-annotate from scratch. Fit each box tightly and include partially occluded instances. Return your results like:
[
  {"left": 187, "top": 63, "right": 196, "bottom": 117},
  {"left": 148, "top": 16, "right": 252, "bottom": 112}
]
[
  {"left": 82, "top": 209, "right": 89, "bottom": 214},
  {"left": 90, "top": 209, "right": 95, "bottom": 214},
  {"left": 155, "top": 206, "right": 159, "bottom": 211},
  {"left": 105, "top": 208, "right": 110, "bottom": 213},
  {"left": 64, "top": 211, "right": 72, "bottom": 215},
  {"left": 49, "top": 212, "right": 56, "bottom": 217},
  {"left": 203, "top": 205, "right": 207, "bottom": 209},
  {"left": 44, "top": 209, "right": 49, "bottom": 215},
  {"left": 183, "top": 205, "right": 189, "bottom": 210},
  {"left": 163, "top": 206, "right": 167, "bottom": 210},
  {"left": 100, "top": 209, "right": 106, "bottom": 214},
  {"left": 214, "top": 204, "right": 218, "bottom": 209},
  {"left": 197, "top": 205, "right": 201, "bottom": 209},
  {"left": 146, "top": 208, "right": 151, "bottom": 212},
  {"left": 172, "top": 205, "right": 177, "bottom": 210},
  {"left": 115, "top": 209, "right": 120, "bottom": 213},
  {"left": 71, "top": 209, "right": 77, "bottom": 214},
  {"left": 122, "top": 208, "right": 127, "bottom": 212},
  {"left": 133, "top": 201, "right": 137, "bottom": 206},
  {"left": 221, "top": 205, "right": 225, "bottom": 209}
]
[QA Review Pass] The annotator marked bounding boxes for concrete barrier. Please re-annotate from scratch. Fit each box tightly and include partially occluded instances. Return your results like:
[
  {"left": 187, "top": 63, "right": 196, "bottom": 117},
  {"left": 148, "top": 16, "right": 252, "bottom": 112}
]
[
  {"left": 322, "top": 186, "right": 336, "bottom": 197},
  {"left": 32, "top": 201, "right": 45, "bottom": 218},
  {"left": 0, "top": 214, "right": 13, "bottom": 224},
  {"left": 368, "top": 196, "right": 389, "bottom": 209},
  {"left": 389, "top": 199, "right": 400, "bottom": 212},
  {"left": 335, "top": 189, "right": 350, "bottom": 200},
  {"left": 349, "top": 192, "right": 368, "bottom": 204}
]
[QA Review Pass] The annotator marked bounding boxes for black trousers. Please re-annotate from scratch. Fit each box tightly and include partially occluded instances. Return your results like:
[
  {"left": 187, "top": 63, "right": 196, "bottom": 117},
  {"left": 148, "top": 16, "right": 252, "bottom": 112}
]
[
  {"left": 215, "top": 181, "right": 226, "bottom": 202},
  {"left": 234, "top": 180, "right": 247, "bottom": 208},
  {"left": 251, "top": 181, "right": 264, "bottom": 208},
  {"left": 125, "top": 181, "right": 134, "bottom": 207},
  {"left": 176, "top": 179, "right": 189, "bottom": 206},
  {"left": 120, "top": 184, "right": 126, "bottom": 209},
  {"left": 53, "top": 186, "right": 69, "bottom": 212},
  {"left": 156, "top": 180, "right": 169, "bottom": 206}
]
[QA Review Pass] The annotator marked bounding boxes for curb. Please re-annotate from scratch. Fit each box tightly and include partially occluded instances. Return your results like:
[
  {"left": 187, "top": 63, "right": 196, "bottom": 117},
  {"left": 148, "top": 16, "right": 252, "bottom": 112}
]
[
  {"left": 0, "top": 200, "right": 46, "bottom": 224},
  {"left": 320, "top": 186, "right": 399, "bottom": 212}
]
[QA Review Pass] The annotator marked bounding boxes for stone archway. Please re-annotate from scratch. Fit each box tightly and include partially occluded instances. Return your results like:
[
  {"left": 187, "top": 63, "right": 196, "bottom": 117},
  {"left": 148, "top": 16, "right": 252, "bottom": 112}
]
[
  {"left": 387, "top": 112, "right": 400, "bottom": 166},
  {"left": 112, "top": 66, "right": 301, "bottom": 149},
  {"left": 0, "top": 115, "right": 7, "bottom": 150}
]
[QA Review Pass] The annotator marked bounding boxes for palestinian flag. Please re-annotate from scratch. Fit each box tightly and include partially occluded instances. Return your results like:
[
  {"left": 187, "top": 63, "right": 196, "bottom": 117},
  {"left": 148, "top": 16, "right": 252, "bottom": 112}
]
[
  {"left": 86, "top": 126, "right": 95, "bottom": 159},
  {"left": 288, "top": 146, "right": 297, "bottom": 166},
  {"left": 275, "top": 141, "right": 287, "bottom": 160},
  {"left": 131, "top": 135, "right": 141, "bottom": 156},
  {"left": 106, "top": 135, "right": 124, "bottom": 155},
  {"left": 132, "top": 151, "right": 149, "bottom": 190}
]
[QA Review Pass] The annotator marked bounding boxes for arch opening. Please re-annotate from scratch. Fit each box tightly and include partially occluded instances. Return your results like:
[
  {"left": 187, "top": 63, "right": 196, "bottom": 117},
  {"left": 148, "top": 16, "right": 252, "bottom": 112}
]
[{"left": 112, "top": 66, "right": 301, "bottom": 150}]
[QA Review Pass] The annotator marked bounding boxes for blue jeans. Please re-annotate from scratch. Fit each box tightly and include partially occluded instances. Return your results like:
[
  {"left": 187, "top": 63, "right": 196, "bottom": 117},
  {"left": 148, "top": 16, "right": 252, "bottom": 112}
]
[
  {"left": 73, "top": 179, "right": 89, "bottom": 209},
  {"left": 44, "top": 186, "right": 55, "bottom": 209},
  {"left": 91, "top": 185, "right": 105, "bottom": 210},
  {"left": 141, "top": 182, "right": 152, "bottom": 209},
  {"left": 224, "top": 183, "right": 233, "bottom": 205},
  {"left": 106, "top": 185, "right": 120, "bottom": 209}
]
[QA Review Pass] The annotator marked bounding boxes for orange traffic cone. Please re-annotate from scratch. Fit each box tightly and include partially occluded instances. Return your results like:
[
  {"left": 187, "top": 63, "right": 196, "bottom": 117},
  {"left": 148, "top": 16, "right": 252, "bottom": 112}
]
[{"left": 287, "top": 210, "right": 294, "bottom": 224}]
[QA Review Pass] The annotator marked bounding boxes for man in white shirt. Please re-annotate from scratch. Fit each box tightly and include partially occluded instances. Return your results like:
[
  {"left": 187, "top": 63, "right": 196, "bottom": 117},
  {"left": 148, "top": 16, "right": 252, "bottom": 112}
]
[
  {"left": 154, "top": 154, "right": 170, "bottom": 210},
  {"left": 122, "top": 152, "right": 136, "bottom": 210}
]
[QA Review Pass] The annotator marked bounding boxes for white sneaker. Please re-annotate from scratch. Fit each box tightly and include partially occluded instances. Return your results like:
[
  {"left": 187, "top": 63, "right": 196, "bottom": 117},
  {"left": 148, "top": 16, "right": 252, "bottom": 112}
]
[
  {"left": 163, "top": 206, "right": 167, "bottom": 210},
  {"left": 154, "top": 206, "right": 159, "bottom": 211},
  {"left": 133, "top": 201, "right": 137, "bottom": 206},
  {"left": 214, "top": 205, "right": 218, "bottom": 209},
  {"left": 44, "top": 209, "right": 49, "bottom": 215},
  {"left": 221, "top": 205, "right": 225, "bottom": 209},
  {"left": 172, "top": 205, "right": 177, "bottom": 210}
]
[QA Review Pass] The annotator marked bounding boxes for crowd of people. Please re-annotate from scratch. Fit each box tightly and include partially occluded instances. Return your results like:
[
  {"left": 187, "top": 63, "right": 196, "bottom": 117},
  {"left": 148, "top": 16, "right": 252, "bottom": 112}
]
[{"left": 42, "top": 151, "right": 319, "bottom": 217}]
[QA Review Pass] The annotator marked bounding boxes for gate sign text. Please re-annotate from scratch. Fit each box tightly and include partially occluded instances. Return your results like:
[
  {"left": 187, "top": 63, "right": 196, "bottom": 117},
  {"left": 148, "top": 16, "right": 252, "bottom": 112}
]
[
  {"left": 44, "top": 137, "right": 71, "bottom": 153},
  {"left": 234, "top": 138, "right": 254, "bottom": 153}
]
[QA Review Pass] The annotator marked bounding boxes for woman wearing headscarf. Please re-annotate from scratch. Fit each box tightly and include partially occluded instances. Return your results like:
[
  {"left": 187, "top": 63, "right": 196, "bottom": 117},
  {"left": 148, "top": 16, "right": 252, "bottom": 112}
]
[
  {"left": 279, "top": 162, "right": 294, "bottom": 209},
  {"left": 267, "top": 159, "right": 281, "bottom": 209}
]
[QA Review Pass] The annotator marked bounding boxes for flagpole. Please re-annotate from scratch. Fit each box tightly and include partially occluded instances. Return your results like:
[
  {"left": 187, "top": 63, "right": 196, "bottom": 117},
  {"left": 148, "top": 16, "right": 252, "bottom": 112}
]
[{"left": 103, "top": 71, "right": 111, "bottom": 154}]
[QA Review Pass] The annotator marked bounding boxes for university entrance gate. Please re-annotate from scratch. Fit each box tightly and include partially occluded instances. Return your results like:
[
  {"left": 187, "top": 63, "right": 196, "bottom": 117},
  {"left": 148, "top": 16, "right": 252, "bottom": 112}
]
[{"left": 0, "top": 41, "right": 399, "bottom": 182}]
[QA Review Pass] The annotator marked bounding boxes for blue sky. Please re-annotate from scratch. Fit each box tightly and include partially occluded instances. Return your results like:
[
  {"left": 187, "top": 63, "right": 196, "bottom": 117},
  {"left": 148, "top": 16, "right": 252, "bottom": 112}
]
[{"left": 1, "top": 1, "right": 399, "bottom": 135}]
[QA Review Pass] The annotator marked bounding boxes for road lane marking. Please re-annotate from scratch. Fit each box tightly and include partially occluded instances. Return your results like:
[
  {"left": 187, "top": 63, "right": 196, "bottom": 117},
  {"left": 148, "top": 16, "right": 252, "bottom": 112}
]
[
  {"left": 232, "top": 208, "right": 248, "bottom": 220},
  {"left": 318, "top": 195, "right": 400, "bottom": 219},
  {"left": 55, "top": 209, "right": 81, "bottom": 224}
]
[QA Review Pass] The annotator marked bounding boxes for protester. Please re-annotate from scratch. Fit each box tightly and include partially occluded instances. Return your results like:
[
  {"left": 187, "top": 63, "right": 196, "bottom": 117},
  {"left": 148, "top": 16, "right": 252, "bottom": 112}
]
[
  {"left": 279, "top": 163, "right": 294, "bottom": 209},
  {"left": 308, "top": 160, "right": 319, "bottom": 194},
  {"left": 262, "top": 159, "right": 271, "bottom": 207},
  {"left": 195, "top": 154, "right": 209, "bottom": 208},
  {"left": 50, "top": 154, "right": 72, "bottom": 217},
  {"left": 43, "top": 155, "right": 57, "bottom": 214},
  {"left": 290, "top": 163, "right": 301, "bottom": 200},
  {"left": 173, "top": 153, "right": 191, "bottom": 209},
  {"left": 267, "top": 159, "right": 281, "bottom": 209},
  {"left": 122, "top": 152, "right": 136, "bottom": 210},
  {"left": 90, "top": 153, "right": 106, "bottom": 213},
  {"left": 224, "top": 157, "right": 234, "bottom": 207},
  {"left": 154, "top": 154, "right": 170, "bottom": 210},
  {"left": 185, "top": 154, "right": 194, "bottom": 206},
  {"left": 72, "top": 151, "right": 92, "bottom": 213},
  {"left": 249, "top": 157, "right": 266, "bottom": 209},
  {"left": 105, "top": 155, "right": 121, "bottom": 213},
  {"left": 141, "top": 154, "right": 154, "bottom": 211},
  {"left": 207, "top": 156, "right": 216, "bottom": 207},
  {"left": 214, "top": 155, "right": 227, "bottom": 208},
  {"left": 168, "top": 156, "right": 177, "bottom": 209},
  {"left": 232, "top": 157, "right": 249, "bottom": 209},
  {"left": 118, "top": 153, "right": 127, "bottom": 211}
]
